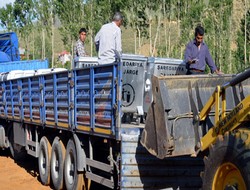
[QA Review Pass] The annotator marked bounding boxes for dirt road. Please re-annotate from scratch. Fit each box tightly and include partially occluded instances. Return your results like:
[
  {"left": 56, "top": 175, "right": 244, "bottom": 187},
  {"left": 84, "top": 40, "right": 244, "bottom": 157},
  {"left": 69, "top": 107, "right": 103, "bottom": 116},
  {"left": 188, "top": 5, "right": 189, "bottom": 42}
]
[
  {"left": 0, "top": 150, "right": 51, "bottom": 190},
  {"left": 0, "top": 150, "right": 107, "bottom": 190}
]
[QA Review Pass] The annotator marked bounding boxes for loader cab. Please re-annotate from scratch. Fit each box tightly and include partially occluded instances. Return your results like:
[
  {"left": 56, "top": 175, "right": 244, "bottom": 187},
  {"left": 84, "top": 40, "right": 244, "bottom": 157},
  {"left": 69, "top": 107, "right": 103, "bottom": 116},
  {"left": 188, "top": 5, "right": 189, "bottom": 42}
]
[{"left": 0, "top": 32, "right": 20, "bottom": 62}]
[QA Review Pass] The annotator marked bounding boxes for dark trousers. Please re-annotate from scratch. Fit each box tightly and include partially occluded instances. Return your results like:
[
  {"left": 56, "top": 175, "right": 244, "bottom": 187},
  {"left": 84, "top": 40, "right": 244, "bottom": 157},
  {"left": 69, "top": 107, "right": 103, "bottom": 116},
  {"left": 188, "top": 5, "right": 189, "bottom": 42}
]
[{"left": 186, "top": 69, "right": 205, "bottom": 75}]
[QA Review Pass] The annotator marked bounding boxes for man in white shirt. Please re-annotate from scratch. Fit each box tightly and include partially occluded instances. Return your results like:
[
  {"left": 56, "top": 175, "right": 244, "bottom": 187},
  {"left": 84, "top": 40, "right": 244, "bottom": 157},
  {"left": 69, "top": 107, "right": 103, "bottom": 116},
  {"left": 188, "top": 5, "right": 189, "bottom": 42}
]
[{"left": 94, "top": 12, "right": 123, "bottom": 64}]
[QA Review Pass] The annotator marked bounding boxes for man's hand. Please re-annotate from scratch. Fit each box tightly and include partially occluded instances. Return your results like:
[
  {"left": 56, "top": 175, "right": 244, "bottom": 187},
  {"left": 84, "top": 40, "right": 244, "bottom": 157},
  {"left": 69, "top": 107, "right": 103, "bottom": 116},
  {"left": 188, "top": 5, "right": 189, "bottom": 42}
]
[
  {"left": 95, "top": 42, "right": 99, "bottom": 52},
  {"left": 215, "top": 69, "right": 224, "bottom": 75},
  {"left": 189, "top": 59, "right": 198, "bottom": 64}
]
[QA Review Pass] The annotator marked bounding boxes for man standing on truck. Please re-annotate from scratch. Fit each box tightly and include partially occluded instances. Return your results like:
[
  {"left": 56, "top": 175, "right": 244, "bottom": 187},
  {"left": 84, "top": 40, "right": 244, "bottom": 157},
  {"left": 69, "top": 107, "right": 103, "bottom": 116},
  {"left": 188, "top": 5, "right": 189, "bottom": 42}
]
[
  {"left": 94, "top": 12, "right": 123, "bottom": 64},
  {"left": 185, "top": 25, "right": 222, "bottom": 75},
  {"left": 74, "top": 28, "right": 88, "bottom": 59}
]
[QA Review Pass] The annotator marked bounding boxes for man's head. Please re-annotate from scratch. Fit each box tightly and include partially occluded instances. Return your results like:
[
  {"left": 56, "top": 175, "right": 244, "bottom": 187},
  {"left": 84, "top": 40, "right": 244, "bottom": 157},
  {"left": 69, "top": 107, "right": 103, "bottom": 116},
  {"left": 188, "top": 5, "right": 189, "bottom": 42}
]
[
  {"left": 79, "top": 28, "right": 87, "bottom": 42},
  {"left": 113, "top": 12, "right": 123, "bottom": 27},
  {"left": 195, "top": 25, "right": 204, "bottom": 46}
]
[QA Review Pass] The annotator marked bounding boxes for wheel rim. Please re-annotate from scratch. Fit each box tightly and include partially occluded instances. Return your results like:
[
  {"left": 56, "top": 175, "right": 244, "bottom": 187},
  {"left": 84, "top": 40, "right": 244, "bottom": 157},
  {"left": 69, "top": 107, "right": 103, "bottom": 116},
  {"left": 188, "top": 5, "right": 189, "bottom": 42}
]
[
  {"left": 213, "top": 162, "right": 246, "bottom": 190},
  {"left": 51, "top": 148, "right": 59, "bottom": 179},
  {"left": 39, "top": 148, "right": 46, "bottom": 175},
  {"left": 65, "top": 150, "right": 75, "bottom": 185}
]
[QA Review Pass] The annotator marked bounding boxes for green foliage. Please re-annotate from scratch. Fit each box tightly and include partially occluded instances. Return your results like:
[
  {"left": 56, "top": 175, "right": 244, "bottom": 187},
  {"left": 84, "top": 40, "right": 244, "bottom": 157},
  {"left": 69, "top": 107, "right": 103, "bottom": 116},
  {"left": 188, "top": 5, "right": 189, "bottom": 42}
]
[
  {"left": 64, "top": 61, "right": 71, "bottom": 70},
  {"left": 54, "top": 0, "right": 85, "bottom": 49},
  {"left": 235, "top": 10, "right": 250, "bottom": 72},
  {"left": 180, "top": 1, "right": 205, "bottom": 45},
  {"left": 0, "top": 0, "right": 249, "bottom": 74},
  {"left": 33, "top": 0, "right": 52, "bottom": 30},
  {"left": 0, "top": 4, "right": 16, "bottom": 30},
  {"left": 56, "top": 61, "right": 71, "bottom": 69},
  {"left": 14, "top": 0, "right": 35, "bottom": 26}
]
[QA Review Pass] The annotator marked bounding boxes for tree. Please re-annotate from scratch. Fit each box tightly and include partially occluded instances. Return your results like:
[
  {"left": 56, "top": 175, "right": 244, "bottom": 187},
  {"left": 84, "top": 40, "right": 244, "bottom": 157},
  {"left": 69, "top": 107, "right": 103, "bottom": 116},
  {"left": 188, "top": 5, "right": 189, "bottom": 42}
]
[
  {"left": 13, "top": 0, "right": 36, "bottom": 59},
  {"left": 235, "top": 9, "right": 250, "bottom": 72},
  {"left": 34, "top": 0, "right": 53, "bottom": 60},
  {"left": 0, "top": 4, "right": 16, "bottom": 31},
  {"left": 54, "top": 0, "right": 85, "bottom": 57}
]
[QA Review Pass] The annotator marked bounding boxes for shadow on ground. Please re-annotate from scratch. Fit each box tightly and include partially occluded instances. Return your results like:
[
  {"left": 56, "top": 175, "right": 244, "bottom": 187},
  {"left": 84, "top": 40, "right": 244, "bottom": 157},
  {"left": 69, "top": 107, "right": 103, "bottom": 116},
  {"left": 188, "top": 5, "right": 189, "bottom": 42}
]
[{"left": 0, "top": 149, "right": 112, "bottom": 190}]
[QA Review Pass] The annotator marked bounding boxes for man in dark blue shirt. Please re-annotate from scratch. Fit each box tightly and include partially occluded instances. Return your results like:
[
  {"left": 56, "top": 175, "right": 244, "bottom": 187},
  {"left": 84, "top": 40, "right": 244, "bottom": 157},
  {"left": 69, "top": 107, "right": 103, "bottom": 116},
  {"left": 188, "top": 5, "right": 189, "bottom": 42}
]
[{"left": 185, "top": 25, "right": 222, "bottom": 75}]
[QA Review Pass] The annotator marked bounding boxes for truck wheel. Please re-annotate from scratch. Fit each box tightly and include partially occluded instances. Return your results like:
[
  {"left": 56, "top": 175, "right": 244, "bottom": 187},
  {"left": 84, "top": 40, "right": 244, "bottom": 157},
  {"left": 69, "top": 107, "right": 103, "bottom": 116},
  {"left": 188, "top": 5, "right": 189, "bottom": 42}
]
[
  {"left": 64, "top": 139, "right": 83, "bottom": 190},
  {"left": 51, "top": 137, "right": 66, "bottom": 190},
  {"left": 38, "top": 136, "right": 52, "bottom": 185},
  {"left": 8, "top": 128, "right": 26, "bottom": 161},
  {"left": 202, "top": 131, "right": 250, "bottom": 190}
]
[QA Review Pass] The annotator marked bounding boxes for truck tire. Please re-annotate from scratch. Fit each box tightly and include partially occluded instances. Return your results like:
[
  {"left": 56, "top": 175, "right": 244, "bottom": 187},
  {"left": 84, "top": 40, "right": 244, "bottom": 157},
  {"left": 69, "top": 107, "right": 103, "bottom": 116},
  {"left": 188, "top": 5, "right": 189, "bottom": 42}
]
[
  {"left": 64, "top": 138, "right": 83, "bottom": 190},
  {"left": 8, "top": 128, "right": 26, "bottom": 161},
  {"left": 38, "top": 136, "right": 52, "bottom": 186},
  {"left": 202, "top": 131, "right": 250, "bottom": 190},
  {"left": 51, "top": 137, "right": 66, "bottom": 190}
]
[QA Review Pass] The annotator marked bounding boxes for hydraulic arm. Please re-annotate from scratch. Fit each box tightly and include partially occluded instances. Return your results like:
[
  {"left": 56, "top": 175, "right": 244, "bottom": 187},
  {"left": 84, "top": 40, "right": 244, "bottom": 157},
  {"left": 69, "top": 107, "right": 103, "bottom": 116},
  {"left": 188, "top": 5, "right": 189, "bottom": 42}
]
[{"left": 200, "top": 69, "right": 250, "bottom": 151}]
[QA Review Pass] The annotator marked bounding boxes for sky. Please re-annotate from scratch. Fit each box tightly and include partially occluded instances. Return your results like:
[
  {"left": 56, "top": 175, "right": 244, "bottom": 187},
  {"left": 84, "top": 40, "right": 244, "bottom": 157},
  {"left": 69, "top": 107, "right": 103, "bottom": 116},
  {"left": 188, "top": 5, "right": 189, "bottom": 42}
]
[{"left": 0, "top": 0, "right": 15, "bottom": 8}]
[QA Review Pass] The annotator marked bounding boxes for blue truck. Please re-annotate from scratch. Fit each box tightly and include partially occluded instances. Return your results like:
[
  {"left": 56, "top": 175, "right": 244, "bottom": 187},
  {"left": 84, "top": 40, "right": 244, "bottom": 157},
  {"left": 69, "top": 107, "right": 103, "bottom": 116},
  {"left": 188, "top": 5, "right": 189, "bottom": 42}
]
[
  {"left": 0, "top": 32, "right": 20, "bottom": 62},
  {"left": 0, "top": 32, "right": 48, "bottom": 72}
]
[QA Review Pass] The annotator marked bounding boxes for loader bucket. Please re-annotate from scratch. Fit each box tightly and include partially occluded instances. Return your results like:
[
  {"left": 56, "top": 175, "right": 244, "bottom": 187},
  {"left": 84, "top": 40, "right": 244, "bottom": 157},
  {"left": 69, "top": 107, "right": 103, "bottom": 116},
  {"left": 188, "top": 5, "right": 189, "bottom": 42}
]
[{"left": 140, "top": 74, "right": 250, "bottom": 159}]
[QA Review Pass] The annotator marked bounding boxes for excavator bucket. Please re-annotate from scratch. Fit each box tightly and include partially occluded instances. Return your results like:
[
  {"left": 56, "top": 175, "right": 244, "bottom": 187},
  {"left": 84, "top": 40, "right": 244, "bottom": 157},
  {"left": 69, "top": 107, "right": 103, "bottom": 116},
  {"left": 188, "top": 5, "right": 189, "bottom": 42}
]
[{"left": 140, "top": 74, "right": 250, "bottom": 159}]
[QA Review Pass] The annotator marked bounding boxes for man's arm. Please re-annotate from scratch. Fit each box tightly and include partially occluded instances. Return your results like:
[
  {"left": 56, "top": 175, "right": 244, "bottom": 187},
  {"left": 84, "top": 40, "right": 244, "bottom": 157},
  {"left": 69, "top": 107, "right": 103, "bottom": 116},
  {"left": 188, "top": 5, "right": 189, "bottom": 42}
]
[
  {"left": 205, "top": 47, "right": 221, "bottom": 74},
  {"left": 94, "top": 30, "right": 101, "bottom": 52},
  {"left": 184, "top": 43, "right": 196, "bottom": 64},
  {"left": 115, "top": 28, "right": 122, "bottom": 58}
]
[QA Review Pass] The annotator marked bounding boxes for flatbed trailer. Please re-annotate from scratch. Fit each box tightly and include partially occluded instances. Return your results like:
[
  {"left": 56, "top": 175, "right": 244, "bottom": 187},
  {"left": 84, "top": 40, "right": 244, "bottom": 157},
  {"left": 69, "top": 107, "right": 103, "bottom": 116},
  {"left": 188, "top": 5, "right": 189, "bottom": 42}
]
[{"left": 0, "top": 60, "right": 206, "bottom": 190}]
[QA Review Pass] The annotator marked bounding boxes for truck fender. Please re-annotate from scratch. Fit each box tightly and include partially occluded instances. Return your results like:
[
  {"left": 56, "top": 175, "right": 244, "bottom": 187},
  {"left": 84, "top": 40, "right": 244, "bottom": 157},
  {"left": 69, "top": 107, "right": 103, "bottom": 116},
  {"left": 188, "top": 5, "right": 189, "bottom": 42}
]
[
  {"left": 73, "top": 134, "right": 86, "bottom": 172},
  {"left": 0, "top": 125, "right": 8, "bottom": 148}
]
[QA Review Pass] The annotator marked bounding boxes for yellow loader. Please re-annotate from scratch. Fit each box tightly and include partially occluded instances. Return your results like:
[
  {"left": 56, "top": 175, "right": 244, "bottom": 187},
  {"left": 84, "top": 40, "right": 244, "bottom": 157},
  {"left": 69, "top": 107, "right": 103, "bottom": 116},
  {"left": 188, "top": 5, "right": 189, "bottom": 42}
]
[{"left": 141, "top": 69, "right": 250, "bottom": 190}]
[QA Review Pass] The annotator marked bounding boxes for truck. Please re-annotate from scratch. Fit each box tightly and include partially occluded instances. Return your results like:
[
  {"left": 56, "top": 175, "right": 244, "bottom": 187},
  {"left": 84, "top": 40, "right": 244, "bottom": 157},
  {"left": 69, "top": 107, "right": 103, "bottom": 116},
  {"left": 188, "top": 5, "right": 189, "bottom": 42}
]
[
  {"left": 0, "top": 32, "right": 20, "bottom": 62},
  {"left": 1, "top": 32, "right": 247, "bottom": 189},
  {"left": 0, "top": 32, "right": 49, "bottom": 71}
]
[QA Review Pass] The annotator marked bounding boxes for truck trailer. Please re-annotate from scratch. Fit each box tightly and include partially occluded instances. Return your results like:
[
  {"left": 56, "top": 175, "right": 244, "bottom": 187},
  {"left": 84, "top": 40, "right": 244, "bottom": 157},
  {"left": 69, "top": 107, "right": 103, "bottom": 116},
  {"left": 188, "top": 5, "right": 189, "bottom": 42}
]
[
  {"left": 0, "top": 54, "right": 215, "bottom": 190},
  {"left": 2, "top": 31, "right": 250, "bottom": 190}
]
